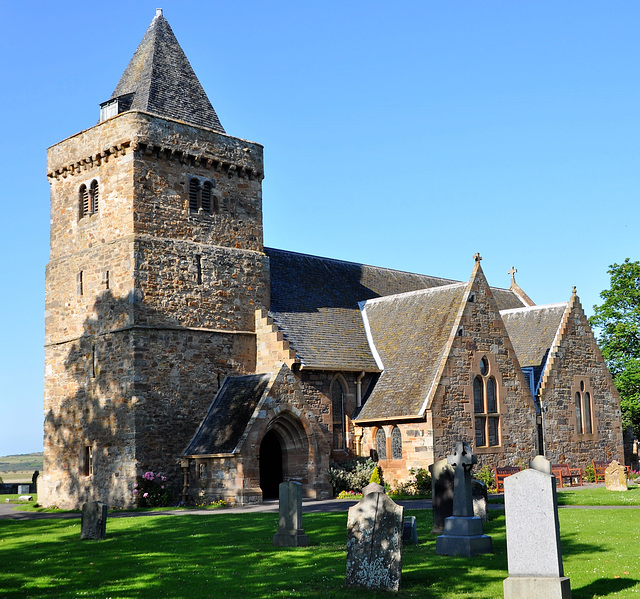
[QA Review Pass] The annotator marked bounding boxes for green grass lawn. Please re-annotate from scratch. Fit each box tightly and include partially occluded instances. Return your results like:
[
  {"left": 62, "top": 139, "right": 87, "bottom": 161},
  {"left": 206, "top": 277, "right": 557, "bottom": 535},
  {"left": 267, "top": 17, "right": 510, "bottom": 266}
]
[
  {"left": 557, "top": 485, "right": 640, "bottom": 506},
  {"left": 0, "top": 508, "right": 639, "bottom": 598}
]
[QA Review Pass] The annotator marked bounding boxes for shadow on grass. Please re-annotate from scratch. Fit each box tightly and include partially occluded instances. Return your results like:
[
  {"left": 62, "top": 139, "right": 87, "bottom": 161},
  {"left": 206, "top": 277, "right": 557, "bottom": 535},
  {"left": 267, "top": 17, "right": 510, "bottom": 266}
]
[
  {"left": 0, "top": 508, "right": 637, "bottom": 598},
  {"left": 574, "top": 577, "right": 637, "bottom": 598}
]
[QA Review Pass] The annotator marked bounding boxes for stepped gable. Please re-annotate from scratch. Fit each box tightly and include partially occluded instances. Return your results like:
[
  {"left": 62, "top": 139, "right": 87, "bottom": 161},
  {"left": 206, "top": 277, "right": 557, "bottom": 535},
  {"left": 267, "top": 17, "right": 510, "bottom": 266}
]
[
  {"left": 107, "top": 9, "right": 225, "bottom": 132},
  {"left": 265, "top": 248, "right": 458, "bottom": 371},
  {"left": 500, "top": 303, "right": 567, "bottom": 368},
  {"left": 356, "top": 284, "right": 468, "bottom": 421},
  {"left": 265, "top": 248, "right": 527, "bottom": 371},
  {"left": 184, "top": 374, "right": 271, "bottom": 455}
]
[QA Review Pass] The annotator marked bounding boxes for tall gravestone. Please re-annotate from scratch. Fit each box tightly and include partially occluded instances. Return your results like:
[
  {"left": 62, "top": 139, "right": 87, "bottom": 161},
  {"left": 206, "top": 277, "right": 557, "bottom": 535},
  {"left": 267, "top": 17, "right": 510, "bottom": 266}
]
[
  {"left": 435, "top": 441, "right": 492, "bottom": 556},
  {"left": 273, "top": 481, "right": 309, "bottom": 547},
  {"left": 430, "top": 458, "right": 454, "bottom": 534},
  {"left": 80, "top": 501, "right": 107, "bottom": 540},
  {"left": 346, "top": 483, "right": 404, "bottom": 591},
  {"left": 503, "top": 456, "right": 571, "bottom": 598}
]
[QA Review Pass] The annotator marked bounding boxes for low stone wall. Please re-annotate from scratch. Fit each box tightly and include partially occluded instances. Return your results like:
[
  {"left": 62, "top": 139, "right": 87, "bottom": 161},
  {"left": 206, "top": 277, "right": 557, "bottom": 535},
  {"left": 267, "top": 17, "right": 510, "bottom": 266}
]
[{"left": 0, "top": 483, "right": 36, "bottom": 494}]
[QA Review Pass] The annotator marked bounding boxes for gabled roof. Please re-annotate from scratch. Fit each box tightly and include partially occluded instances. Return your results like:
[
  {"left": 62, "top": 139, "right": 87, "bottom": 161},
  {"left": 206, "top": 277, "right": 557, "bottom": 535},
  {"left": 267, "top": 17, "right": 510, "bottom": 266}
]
[
  {"left": 500, "top": 303, "right": 567, "bottom": 368},
  {"left": 355, "top": 284, "right": 468, "bottom": 420},
  {"left": 184, "top": 374, "right": 271, "bottom": 455},
  {"left": 108, "top": 10, "right": 225, "bottom": 132},
  {"left": 266, "top": 248, "right": 460, "bottom": 371},
  {"left": 266, "top": 248, "right": 528, "bottom": 371}
]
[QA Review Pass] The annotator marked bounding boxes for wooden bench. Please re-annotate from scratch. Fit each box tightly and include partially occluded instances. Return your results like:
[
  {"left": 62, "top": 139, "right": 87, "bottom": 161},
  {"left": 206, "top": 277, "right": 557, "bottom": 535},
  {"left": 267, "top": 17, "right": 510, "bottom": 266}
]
[
  {"left": 494, "top": 466, "right": 521, "bottom": 492},
  {"left": 552, "top": 463, "right": 582, "bottom": 488},
  {"left": 592, "top": 459, "right": 630, "bottom": 483}
]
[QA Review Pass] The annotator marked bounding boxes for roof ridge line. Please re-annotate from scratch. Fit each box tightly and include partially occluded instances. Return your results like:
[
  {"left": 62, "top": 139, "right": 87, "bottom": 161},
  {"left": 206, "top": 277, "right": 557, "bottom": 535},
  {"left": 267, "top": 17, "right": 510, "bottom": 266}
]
[{"left": 500, "top": 302, "right": 569, "bottom": 315}]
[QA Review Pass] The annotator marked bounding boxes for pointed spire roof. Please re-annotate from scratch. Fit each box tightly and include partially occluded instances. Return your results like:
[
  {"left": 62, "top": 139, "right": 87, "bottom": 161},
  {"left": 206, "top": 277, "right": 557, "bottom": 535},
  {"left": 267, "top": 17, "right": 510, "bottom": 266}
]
[{"left": 105, "top": 9, "right": 225, "bottom": 132}]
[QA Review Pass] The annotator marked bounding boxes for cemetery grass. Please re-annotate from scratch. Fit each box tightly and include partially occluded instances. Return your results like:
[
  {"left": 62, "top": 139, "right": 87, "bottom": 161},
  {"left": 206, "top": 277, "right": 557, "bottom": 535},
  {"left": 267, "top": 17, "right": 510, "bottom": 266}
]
[
  {"left": 1, "top": 510, "right": 640, "bottom": 598},
  {"left": 556, "top": 486, "right": 640, "bottom": 506}
]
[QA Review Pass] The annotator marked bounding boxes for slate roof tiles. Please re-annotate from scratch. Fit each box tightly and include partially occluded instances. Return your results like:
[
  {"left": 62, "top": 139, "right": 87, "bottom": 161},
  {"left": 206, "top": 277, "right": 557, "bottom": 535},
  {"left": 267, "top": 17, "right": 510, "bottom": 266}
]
[{"left": 109, "top": 10, "right": 225, "bottom": 132}]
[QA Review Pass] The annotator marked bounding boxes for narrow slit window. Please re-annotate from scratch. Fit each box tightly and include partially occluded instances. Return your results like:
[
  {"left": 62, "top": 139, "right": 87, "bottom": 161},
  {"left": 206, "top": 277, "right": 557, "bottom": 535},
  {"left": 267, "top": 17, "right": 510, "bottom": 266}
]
[
  {"left": 83, "top": 446, "right": 93, "bottom": 477},
  {"left": 376, "top": 428, "right": 387, "bottom": 460},
  {"left": 196, "top": 255, "right": 202, "bottom": 285},
  {"left": 77, "top": 271, "right": 84, "bottom": 296}
]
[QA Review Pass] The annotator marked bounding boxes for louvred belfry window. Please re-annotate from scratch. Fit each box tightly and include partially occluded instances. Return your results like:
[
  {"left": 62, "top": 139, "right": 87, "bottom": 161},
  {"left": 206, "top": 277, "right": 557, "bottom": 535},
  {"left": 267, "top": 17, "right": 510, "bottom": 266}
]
[
  {"left": 473, "top": 356, "right": 501, "bottom": 448},
  {"left": 189, "top": 177, "right": 217, "bottom": 214},
  {"left": 79, "top": 180, "right": 99, "bottom": 218}
]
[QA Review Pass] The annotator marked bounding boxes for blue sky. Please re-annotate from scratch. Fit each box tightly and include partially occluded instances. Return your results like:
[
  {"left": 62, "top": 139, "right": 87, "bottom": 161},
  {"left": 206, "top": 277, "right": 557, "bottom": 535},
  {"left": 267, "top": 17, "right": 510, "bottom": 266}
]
[{"left": 1, "top": 1, "right": 639, "bottom": 456}]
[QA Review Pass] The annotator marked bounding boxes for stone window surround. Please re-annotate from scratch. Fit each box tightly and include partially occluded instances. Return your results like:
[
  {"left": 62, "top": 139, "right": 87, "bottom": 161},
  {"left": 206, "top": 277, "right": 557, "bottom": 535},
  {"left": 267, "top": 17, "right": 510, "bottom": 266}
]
[
  {"left": 372, "top": 425, "right": 404, "bottom": 462},
  {"left": 330, "top": 374, "right": 349, "bottom": 451},
  {"left": 467, "top": 351, "right": 506, "bottom": 455},
  {"left": 82, "top": 444, "right": 94, "bottom": 477},
  {"left": 569, "top": 375, "right": 598, "bottom": 442},
  {"left": 78, "top": 178, "right": 100, "bottom": 220},
  {"left": 187, "top": 175, "right": 219, "bottom": 215}
]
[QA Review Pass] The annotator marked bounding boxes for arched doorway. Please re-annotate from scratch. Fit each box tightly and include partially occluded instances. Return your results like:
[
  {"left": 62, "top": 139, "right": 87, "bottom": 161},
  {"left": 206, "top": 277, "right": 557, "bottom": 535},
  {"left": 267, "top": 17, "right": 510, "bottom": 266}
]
[
  {"left": 259, "top": 430, "right": 283, "bottom": 499},
  {"left": 259, "top": 412, "right": 311, "bottom": 500}
]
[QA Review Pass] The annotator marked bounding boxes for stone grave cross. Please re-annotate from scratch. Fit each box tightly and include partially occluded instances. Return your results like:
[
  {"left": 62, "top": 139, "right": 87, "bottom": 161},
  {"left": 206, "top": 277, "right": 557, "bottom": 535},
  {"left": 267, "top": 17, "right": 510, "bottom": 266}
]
[{"left": 447, "top": 440, "right": 476, "bottom": 517}]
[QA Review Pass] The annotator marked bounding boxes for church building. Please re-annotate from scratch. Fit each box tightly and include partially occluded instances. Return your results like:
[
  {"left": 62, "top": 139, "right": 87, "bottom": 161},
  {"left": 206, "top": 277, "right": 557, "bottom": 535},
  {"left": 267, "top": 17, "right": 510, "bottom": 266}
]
[{"left": 41, "top": 11, "right": 624, "bottom": 508}]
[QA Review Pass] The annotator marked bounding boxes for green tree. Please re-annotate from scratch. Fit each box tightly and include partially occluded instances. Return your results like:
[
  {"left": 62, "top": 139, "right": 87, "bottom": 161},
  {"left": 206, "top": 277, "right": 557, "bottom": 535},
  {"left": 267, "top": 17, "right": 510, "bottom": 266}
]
[{"left": 589, "top": 259, "right": 640, "bottom": 437}]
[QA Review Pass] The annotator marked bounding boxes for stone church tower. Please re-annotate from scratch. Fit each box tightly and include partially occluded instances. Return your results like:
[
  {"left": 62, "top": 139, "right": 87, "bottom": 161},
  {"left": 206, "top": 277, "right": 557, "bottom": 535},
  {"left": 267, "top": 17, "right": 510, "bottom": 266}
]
[{"left": 41, "top": 10, "right": 268, "bottom": 508}]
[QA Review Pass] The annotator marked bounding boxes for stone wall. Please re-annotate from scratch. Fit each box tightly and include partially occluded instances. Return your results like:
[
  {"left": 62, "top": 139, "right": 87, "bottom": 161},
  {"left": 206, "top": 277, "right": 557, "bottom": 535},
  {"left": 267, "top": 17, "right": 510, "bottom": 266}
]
[
  {"left": 430, "top": 265, "right": 538, "bottom": 472},
  {"left": 44, "top": 111, "right": 269, "bottom": 508},
  {"left": 540, "top": 294, "right": 624, "bottom": 469}
]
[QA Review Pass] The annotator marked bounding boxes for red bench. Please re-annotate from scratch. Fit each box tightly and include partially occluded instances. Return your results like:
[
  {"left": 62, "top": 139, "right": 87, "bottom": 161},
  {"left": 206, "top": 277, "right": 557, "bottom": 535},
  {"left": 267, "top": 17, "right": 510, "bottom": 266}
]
[
  {"left": 552, "top": 463, "right": 582, "bottom": 488},
  {"left": 592, "top": 459, "right": 630, "bottom": 483},
  {"left": 494, "top": 466, "right": 521, "bottom": 492}
]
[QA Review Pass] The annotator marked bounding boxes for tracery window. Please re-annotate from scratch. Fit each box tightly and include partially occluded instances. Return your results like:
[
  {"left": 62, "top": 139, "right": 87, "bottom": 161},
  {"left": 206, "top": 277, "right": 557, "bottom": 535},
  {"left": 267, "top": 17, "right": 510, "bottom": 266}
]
[
  {"left": 376, "top": 428, "right": 387, "bottom": 460},
  {"left": 391, "top": 426, "right": 402, "bottom": 460},
  {"left": 473, "top": 356, "right": 500, "bottom": 448},
  {"left": 575, "top": 380, "right": 593, "bottom": 435},
  {"left": 332, "top": 380, "right": 346, "bottom": 450},
  {"left": 79, "top": 180, "right": 99, "bottom": 218}
]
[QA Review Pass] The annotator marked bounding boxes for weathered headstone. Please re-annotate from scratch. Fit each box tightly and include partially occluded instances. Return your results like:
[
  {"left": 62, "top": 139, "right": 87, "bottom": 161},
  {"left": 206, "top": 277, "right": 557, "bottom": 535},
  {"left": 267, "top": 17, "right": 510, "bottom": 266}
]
[
  {"left": 605, "top": 460, "right": 628, "bottom": 492},
  {"left": 273, "top": 481, "right": 309, "bottom": 547},
  {"left": 403, "top": 516, "right": 418, "bottom": 544},
  {"left": 18, "top": 495, "right": 33, "bottom": 501},
  {"left": 346, "top": 485, "right": 404, "bottom": 591},
  {"left": 471, "top": 479, "right": 488, "bottom": 522},
  {"left": 503, "top": 456, "right": 571, "bottom": 599},
  {"left": 80, "top": 501, "right": 107, "bottom": 540},
  {"left": 435, "top": 441, "right": 492, "bottom": 556},
  {"left": 429, "top": 458, "right": 454, "bottom": 534},
  {"left": 17, "top": 485, "right": 30, "bottom": 495}
]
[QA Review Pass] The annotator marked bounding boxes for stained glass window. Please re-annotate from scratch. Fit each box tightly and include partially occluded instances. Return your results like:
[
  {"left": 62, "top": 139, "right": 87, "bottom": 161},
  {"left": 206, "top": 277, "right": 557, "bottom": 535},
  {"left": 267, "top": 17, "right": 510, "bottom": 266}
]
[{"left": 391, "top": 427, "right": 402, "bottom": 460}]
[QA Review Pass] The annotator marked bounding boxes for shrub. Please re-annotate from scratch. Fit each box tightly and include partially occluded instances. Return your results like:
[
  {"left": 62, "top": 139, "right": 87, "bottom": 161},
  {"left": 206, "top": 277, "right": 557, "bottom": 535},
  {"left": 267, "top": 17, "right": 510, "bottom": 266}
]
[
  {"left": 474, "top": 465, "right": 495, "bottom": 491},
  {"left": 134, "top": 471, "right": 173, "bottom": 507},
  {"left": 585, "top": 464, "right": 596, "bottom": 483},
  {"left": 327, "top": 458, "right": 376, "bottom": 495},
  {"left": 370, "top": 466, "right": 382, "bottom": 485},
  {"left": 391, "top": 468, "right": 432, "bottom": 497}
]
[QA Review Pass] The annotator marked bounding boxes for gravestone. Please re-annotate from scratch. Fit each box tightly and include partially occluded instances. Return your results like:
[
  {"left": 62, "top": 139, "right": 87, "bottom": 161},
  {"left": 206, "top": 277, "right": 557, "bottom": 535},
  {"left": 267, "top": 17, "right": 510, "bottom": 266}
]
[
  {"left": 605, "top": 460, "right": 628, "bottom": 492},
  {"left": 403, "top": 516, "right": 418, "bottom": 544},
  {"left": 435, "top": 441, "right": 492, "bottom": 556},
  {"left": 80, "top": 501, "right": 107, "bottom": 540},
  {"left": 503, "top": 456, "right": 571, "bottom": 598},
  {"left": 18, "top": 495, "right": 33, "bottom": 501},
  {"left": 273, "top": 481, "right": 309, "bottom": 547},
  {"left": 429, "top": 458, "right": 454, "bottom": 534},
  {"left": 346, "top": 485, "right": 404, "bottom": 591},
  {"left": 17, "top": 485, "right": 30, "bottom": 494},
  {"left": 471, "top": 480, "right": 488, "bottom": 522}
]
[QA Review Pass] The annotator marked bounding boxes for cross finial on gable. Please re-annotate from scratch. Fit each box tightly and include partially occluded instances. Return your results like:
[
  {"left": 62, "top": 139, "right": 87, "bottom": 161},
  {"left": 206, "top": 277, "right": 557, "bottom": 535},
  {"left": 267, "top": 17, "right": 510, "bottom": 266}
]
[
  {"left": 473, "top": 253, "right": 482, "bottom": 262},
  {"left": 508, "top": 266, "right": 517, "bottom": 285}
]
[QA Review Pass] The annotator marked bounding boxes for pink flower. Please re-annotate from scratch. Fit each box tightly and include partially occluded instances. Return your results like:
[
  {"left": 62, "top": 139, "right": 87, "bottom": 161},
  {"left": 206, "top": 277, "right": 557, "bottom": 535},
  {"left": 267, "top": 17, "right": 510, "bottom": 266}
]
[
  {"left": 133, "top": 489, "right": 138, "bottom": 495},
  {"left": 161, "top": 485, "right": 165, "bottom": 489},
  {"left": 143, "top": 492, "right": 149, "bottom": 498}
]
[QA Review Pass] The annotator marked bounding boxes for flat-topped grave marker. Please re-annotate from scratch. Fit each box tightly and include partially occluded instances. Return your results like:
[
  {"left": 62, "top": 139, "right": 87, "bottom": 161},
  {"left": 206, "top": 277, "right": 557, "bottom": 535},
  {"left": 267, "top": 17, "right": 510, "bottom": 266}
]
[
  {"left": 503, "top": 456, "right": 571, "bottom": 598},
  {"left": 273, "top": 481, "right": 309, "bottom": 547},
  {"left": 80, "top": 501, "right": 107, "bottom": 540}
]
